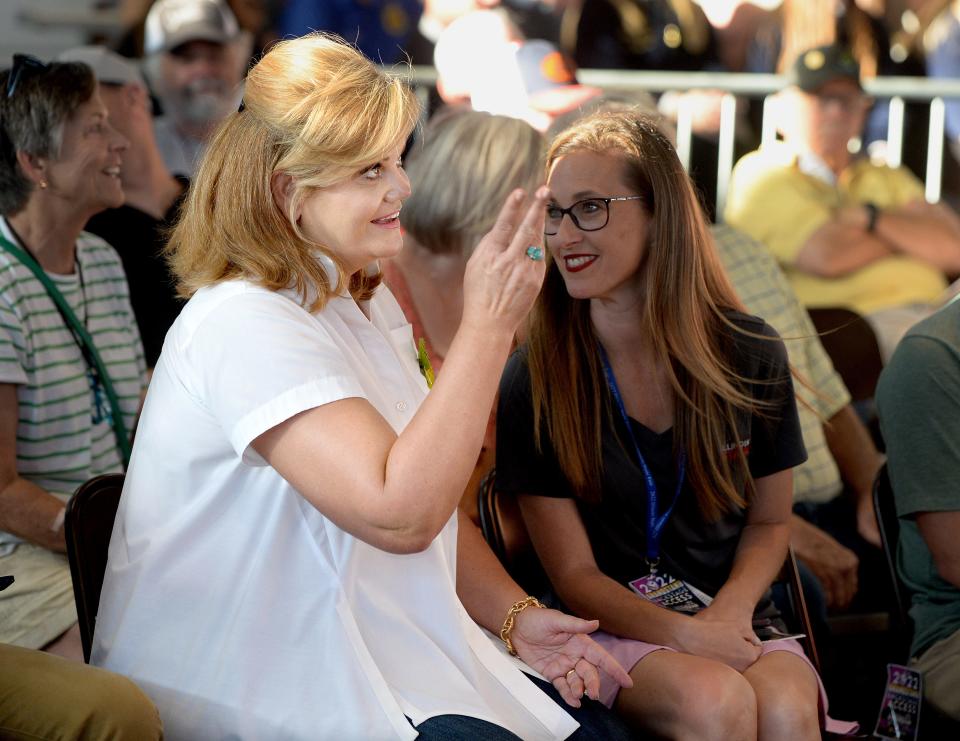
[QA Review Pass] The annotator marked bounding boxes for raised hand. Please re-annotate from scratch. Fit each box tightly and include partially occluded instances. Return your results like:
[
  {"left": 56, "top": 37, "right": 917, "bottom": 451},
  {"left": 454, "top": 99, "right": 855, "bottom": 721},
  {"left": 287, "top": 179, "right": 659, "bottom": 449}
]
[
  {"left": 460, "top": 187, "right": 550, "bottom": 338},
  {"left": 510, "top": 606, "right": 633, "bottom": 708}
]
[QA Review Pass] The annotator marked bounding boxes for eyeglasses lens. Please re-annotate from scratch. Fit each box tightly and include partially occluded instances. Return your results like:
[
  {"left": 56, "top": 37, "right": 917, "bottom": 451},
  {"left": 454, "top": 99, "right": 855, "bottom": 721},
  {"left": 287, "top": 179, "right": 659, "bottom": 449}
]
[{"left": 545, "top": 199, "right": 609, "bottom": 235}]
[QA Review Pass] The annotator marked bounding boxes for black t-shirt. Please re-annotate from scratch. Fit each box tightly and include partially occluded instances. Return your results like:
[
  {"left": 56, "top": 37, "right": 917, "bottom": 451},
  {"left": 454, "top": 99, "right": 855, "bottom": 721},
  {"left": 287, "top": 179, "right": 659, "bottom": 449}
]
[
  {"left": 85, "top": 176, "right": 188, "bottom": 367},
  {"left": 496, "top": 313, "right": 806, "bottom": 615}
]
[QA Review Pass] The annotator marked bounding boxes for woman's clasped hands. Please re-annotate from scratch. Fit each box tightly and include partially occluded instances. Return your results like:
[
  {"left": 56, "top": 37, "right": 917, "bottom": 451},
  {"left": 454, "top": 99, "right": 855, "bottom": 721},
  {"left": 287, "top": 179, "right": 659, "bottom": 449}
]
[{"left": 681, "top": 602, "right": 763, "bottom": 672}]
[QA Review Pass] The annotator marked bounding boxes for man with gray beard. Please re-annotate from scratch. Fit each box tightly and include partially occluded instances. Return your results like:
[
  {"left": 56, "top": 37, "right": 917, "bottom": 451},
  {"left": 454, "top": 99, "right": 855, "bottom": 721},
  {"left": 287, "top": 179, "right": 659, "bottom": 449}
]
[{"left": 143, "top": 0, "right": 250, "bottom": 177}]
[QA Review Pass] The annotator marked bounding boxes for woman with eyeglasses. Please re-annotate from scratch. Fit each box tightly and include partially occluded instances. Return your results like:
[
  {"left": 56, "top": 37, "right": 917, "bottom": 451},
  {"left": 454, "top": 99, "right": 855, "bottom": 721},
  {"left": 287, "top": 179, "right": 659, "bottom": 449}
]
[
  {"left": 90, "top": 34, "right": 634, "bottom": 740},
  {"left": 0, "top": 56, "right": 145, "bottom": 659},
  {"left": 496, "top": 111, "right": 833, "bottom": 739}
]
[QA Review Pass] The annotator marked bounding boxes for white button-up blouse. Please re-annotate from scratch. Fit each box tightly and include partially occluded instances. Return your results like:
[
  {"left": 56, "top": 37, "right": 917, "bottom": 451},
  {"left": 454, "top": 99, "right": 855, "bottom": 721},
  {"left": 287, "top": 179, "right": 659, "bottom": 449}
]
[{"left": 91, "top": 272, "right": 578, "bottom": 740}]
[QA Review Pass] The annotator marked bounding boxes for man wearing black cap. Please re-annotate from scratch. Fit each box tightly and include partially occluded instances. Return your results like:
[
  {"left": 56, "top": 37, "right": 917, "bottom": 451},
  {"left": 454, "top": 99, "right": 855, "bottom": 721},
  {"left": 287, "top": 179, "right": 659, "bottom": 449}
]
[
  {"left": 725, "top": 44, "right": 960, "bottom": 360},
  {"left": 143, "top": 0, "right": 249, "bottom": 177}
]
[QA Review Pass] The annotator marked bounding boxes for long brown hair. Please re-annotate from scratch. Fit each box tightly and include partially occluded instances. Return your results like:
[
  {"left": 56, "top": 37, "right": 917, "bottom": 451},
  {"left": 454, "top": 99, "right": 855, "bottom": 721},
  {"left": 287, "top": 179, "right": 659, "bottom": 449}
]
[
  {"left": 166, "top": 33, "right": 419, "bottom": 312},
  {"left": 529, "top": 111, "right": 760, "bottom": 521}
]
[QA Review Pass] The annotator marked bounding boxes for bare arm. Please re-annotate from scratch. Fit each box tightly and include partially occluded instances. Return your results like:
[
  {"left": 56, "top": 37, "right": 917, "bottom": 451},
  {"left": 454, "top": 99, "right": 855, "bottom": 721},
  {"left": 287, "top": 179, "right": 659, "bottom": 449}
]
[
  {"left": 0, "top": 383, "right": 67, "bottom": 552},
  {"left": 790, "top": 514, "right": 858, "bottom": 609},
  {"left": 795, "top": 220, "right": 893, "bottom": 278},
  {"left": 518, "top": 494, "right": 762, "bottom": 670},
  {"left": 822, "top": 404, "right": 884, "bottom": 546},
  {"left": 455, "top": 508, "right": 525, "bottom": 626},
  {"left": 253, "top": 190, "right": 549, "bottom": 555},
  {"left": 915, "top": 510, "right": 960, "bottom": 589},
  {"left": 796, "top": 200, "right": 960, "bottom": 278},
  {"left": 455, "top": 509, "right": 633, "bottom": 705},
  {"left": 706, "top": 469, "right": 793, "bottom": 618},
  {"left": 872, "top": 200, "right": 960, "bottom": 275}
]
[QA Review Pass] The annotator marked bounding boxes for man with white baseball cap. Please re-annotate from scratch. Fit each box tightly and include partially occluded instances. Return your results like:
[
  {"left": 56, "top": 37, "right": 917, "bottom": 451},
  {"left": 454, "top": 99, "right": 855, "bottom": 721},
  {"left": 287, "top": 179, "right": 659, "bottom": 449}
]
[
  {"left": 434, "top": 11, "right": 600, "bottom": 133},
  {"left": 142, "top": 0, "right": 249, "bottom": 177},
  {"left": 58, "top": 45, "right": 187, "bottom": 368}
]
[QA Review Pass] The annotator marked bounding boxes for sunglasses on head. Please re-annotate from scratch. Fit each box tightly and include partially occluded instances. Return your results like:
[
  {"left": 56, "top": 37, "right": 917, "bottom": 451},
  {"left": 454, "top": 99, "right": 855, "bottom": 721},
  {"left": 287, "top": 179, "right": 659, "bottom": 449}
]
[{"left": 6, "top": 54, "right": 48, "bottom": 99}]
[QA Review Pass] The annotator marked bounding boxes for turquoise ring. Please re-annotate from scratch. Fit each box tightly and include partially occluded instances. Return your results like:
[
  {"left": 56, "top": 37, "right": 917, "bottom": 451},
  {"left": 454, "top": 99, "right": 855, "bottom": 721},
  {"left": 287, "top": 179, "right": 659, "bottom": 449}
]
[{"left": 525, "top": 245, "right": 544, "bottom": 261}]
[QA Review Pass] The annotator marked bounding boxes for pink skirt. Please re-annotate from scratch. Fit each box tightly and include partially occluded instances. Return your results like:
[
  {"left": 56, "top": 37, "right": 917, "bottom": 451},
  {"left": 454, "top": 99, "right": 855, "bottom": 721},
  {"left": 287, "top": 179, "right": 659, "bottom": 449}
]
[{"left": 592, "top": 631, "right": 859, "bottom": 735}]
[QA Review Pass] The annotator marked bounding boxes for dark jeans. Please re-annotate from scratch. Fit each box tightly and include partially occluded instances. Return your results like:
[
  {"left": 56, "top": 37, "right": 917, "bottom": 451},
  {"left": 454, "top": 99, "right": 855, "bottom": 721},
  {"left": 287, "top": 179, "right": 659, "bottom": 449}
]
[{"left": 412, "top": 674, "right": 638, "bottom": 740}]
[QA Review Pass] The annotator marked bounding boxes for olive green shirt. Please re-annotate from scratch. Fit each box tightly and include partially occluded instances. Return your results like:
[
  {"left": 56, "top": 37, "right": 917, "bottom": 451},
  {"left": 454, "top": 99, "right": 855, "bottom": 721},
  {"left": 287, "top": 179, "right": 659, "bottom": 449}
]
[{"left": 877, "top": 297, "right": 960, "bottom": 657}]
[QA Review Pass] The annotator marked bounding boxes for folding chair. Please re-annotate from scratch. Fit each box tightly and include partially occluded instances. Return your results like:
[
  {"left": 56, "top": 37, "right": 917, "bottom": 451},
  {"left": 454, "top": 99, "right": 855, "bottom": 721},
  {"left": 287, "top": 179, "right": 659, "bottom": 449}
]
[
  {"left": 64, "top": 473, "right": 125, "bottom": 663},
  {"left": 872, "top": 464, "right": 960, "bottom": 737},
  {"left": 806, "top": 307, "right": 885, "bottom": 404},
  {"left": 872, "top": 463, "right": 910, "bottom": 639},
  {"left": 476, "top": 468, "right": 549, "bottom": 597}
]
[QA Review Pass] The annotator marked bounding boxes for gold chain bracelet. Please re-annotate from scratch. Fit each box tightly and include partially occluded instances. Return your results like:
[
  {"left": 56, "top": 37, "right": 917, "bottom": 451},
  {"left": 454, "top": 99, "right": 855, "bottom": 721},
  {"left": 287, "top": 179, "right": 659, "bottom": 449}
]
[{"left": 499, "top": 596, "right": 545, "bottom": 656}]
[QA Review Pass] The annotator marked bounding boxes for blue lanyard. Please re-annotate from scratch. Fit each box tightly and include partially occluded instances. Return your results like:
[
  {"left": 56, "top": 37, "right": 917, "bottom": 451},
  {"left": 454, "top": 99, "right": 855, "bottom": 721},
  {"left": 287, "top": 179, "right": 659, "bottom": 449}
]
[{"left": 598, "top": 344, "right": 685, "bottom": 569}]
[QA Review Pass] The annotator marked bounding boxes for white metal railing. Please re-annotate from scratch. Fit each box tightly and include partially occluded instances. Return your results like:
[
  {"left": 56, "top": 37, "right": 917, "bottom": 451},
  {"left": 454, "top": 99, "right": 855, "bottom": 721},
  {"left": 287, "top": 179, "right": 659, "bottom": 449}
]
[{"left": 408, "top": 66, "right": 960, "bottom": 217}]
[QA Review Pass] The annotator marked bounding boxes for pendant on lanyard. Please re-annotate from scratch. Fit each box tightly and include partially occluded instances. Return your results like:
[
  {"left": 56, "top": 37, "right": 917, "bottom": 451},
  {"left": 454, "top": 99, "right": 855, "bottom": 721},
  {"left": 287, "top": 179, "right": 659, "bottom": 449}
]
[{"left": 598, "top": 344, "right": 686, "bottom": 573}]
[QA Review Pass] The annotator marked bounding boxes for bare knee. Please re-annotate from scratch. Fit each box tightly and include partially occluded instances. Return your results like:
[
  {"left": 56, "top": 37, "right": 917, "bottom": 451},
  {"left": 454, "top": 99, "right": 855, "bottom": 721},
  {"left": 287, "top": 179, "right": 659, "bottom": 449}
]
[
  {"left": 678, "top": 664, "right": 757, "bottom": 741},
  {"left": 616, "top": 653, "right": 759, "bottom": 741},
  {"left": 748, "top": 654, "right": 820, "bottom": 741},
  {"left": 757, "top": 691, "right": 819, "bottom": 741}
]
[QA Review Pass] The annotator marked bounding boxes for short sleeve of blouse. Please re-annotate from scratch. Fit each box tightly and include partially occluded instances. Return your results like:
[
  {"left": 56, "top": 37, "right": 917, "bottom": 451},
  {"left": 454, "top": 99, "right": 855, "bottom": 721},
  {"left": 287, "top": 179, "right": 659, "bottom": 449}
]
[
  {"left": 739, "top": 319, "right": 808, "bottom": 480},
  {"left": 178, "top": 287, "right": 366, "bottom": 465},
  {"left": 496, "top": 350, "right": 576, "bottom": 499}
]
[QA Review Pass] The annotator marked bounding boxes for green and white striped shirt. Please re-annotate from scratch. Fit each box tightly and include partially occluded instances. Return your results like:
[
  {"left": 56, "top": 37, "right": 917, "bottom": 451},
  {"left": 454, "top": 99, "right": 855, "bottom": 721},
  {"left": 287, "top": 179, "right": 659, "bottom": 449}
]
[{"left": 0, "top": 222, "right": 146, "bottom": 552}]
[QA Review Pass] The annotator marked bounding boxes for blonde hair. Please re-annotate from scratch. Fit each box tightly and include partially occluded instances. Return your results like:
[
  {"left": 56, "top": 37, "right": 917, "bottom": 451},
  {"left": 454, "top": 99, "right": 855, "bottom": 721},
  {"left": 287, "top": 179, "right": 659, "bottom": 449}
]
[
  {"left": 166, "top": 33, "right": 420, "bottom": 310},
  {"left": 529, "top": 111, "right": 761, "bottom": 521},
  {"left": 401, "top": 109, "right": 544, "bottom": 256}
]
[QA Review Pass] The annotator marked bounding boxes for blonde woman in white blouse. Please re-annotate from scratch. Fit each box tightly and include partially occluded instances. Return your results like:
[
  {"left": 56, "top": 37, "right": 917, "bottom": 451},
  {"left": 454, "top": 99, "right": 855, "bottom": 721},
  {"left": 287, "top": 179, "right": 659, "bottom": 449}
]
[{"left": 91, "top": 33, "right": 632, "bottom": 740}]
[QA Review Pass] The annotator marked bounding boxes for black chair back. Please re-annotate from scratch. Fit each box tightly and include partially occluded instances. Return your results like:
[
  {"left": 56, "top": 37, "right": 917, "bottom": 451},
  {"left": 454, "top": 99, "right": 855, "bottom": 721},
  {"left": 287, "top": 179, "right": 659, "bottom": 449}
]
[
  {"left": 807, "top": 307, "right": 884, "bottom": 403},
  {"left": 64, "top": 472, "right": 125, "bottom": 663},
  {"left": 477, "top": 468, "right": 550, "bottom": 597},
  {"left": 873, "top": 463, "right": 911, "bottom": 637},
  {"left": 780, "top": 546, "right": 822, "bottom": 675}
]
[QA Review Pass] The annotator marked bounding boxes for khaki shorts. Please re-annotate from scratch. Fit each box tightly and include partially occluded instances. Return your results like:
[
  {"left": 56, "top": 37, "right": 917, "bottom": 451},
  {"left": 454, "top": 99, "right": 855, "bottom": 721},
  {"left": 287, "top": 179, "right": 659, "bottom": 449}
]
[
  {"left": 911, "top": 628, "right": 960, "bottom": 722},
  {"left": 0, "top": 542, "right": 77, "bottom": 649},
  {"left": 0, "top": 643, "right": 163, "bottom": 740}
]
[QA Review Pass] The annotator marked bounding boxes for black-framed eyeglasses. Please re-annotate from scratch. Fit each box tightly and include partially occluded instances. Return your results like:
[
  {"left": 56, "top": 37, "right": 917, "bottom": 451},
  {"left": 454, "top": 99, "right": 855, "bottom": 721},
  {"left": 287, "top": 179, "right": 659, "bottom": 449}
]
[
  {"left": 544, "top": 196, "right": 643, "bottom": 236},
  {"left": 6, "top": 54, "right": 48, "bottom": 99}
]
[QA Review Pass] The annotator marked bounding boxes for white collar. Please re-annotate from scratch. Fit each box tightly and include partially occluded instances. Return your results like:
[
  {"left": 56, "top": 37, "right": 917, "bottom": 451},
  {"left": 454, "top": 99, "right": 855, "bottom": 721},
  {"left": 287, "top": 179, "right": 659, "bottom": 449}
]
[{"left": 796, "top": 151, "right": 838, "bottom": 186}]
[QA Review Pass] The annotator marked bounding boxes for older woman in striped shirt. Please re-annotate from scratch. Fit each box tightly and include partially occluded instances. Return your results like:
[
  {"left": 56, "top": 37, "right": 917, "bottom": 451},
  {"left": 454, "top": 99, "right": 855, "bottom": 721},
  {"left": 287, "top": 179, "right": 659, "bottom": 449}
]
[{"left": 0, "top": 55, "right": 146, "bottom": 659}]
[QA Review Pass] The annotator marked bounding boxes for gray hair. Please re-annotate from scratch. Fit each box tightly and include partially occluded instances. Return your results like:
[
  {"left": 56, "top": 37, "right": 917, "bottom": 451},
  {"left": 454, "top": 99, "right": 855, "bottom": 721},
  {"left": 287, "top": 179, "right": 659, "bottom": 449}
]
[
  {"left": 0, "top": 61, "right": 96, "bottom": 215},
  {"left": 401, "top": 109, "right": 544, "bottom": 256}
]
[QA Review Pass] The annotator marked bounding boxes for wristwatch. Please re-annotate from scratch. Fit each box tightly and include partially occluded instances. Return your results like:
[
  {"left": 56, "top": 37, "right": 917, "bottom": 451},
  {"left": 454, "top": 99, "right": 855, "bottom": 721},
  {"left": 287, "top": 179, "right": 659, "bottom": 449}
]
[{"left": 864, "top": 202, "right": 881, "bottom": 233}]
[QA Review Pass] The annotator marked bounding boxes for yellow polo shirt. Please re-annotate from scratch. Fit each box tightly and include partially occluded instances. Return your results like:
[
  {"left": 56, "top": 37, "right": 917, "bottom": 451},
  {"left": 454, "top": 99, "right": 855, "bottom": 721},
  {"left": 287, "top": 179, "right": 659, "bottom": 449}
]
[{"left": 725, "top": 143, "right": 946, "bottom": 314}]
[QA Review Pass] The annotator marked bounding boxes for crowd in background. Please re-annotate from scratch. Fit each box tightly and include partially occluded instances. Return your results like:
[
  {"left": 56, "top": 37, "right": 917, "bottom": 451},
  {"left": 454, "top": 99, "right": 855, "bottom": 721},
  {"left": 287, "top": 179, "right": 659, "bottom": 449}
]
[{"left": 1, "top": 1, "right": 960, "bottom": 738}]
